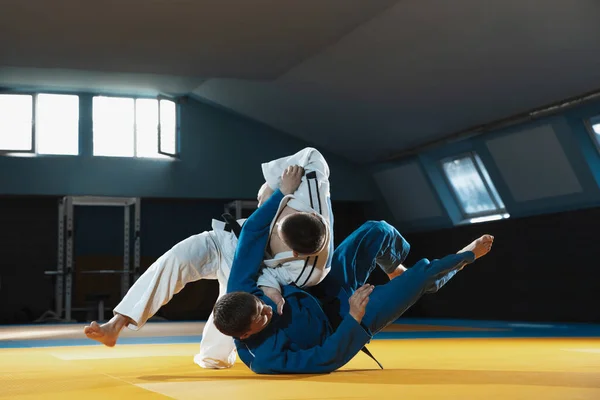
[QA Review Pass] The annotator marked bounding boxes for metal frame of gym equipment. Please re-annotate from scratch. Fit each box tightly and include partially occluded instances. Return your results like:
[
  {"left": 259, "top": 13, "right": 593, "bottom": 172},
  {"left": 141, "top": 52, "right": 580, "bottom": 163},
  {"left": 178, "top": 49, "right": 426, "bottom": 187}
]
[
  {"left": 224, "top": 200, "right": 258, "bottom": 219},
  {"left": 40, "top": 196, "right": 140, "bottom": 322}
]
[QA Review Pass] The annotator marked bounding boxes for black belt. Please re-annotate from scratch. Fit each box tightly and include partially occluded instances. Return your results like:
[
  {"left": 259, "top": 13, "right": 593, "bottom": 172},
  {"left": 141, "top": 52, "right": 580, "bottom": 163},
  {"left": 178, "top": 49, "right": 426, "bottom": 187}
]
[
  {"left": 361, "top": 344, "right": 383, "bottom": 369},
  {"left": 222, "top": 213, "right": 382, "bottom": 370},
  {"left": 222, "top": 213, "right": 242, "bottom": 237},
  {"left": 317, "top": 294, "right": 383, "bottom": 370}
]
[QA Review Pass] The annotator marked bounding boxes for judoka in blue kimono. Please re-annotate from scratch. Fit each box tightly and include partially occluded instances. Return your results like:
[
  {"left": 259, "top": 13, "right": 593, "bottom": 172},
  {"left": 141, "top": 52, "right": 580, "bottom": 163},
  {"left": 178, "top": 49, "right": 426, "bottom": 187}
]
[{"left": 220, "top": 187, "right": 493, "bottom": 374}]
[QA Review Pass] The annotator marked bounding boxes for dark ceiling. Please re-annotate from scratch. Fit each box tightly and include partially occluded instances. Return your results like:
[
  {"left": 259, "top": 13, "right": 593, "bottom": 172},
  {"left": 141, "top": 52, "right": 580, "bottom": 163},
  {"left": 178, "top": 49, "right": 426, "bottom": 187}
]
[{"left": 2, "top": 0, "right": 600, "bottom": 163}]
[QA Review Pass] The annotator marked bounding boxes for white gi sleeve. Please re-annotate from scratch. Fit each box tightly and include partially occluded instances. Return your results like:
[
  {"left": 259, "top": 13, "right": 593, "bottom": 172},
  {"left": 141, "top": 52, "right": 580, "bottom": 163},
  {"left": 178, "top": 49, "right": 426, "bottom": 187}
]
[
  {"left": 255, "top": 267, "right": 283, "bottom": 292},
  {"left": 261, "top": 147, "right": 331, "bottom": 218}
]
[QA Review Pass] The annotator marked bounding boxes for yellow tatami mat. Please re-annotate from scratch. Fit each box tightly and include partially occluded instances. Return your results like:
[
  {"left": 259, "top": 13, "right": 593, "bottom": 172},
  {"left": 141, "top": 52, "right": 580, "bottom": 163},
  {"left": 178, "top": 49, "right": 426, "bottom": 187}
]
[{"left": 1, "top": 335, "right": 599, "bottom": 399}]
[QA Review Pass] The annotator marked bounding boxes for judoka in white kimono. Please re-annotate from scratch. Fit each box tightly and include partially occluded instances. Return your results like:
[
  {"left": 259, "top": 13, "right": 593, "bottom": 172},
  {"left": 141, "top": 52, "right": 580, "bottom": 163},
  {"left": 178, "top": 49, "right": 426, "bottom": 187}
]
[{"left": 83, "top": 147, "right": 333, "bottom": 369}]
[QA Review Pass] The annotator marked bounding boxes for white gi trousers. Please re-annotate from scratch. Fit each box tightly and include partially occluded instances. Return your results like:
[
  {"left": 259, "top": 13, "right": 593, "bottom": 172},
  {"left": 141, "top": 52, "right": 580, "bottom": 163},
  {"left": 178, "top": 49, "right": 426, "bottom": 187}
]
[{"left": 113, "top": 226, "right": 239, "bottom": 369}]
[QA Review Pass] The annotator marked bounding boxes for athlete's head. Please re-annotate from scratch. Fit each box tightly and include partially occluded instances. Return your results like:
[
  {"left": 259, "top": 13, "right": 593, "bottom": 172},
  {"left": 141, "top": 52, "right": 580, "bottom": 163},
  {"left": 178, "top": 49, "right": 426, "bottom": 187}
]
[
  {"left": 213, "top": 292, "right": 273, "bottom": 339},
  {"left": 276, "top": 212, "right": 327, "bottom": 256}
]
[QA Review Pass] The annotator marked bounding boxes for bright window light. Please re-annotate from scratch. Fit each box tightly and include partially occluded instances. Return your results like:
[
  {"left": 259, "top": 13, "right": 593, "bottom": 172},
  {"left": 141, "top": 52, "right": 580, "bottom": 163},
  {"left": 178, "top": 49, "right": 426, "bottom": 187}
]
[
  {"left": 582, "top": 114, "right": 600, "bottom": 161},
  {"left": 468, "top": 213, "right": 510, "bottom": 224},
  {"left": 591, "top": 121, "right": 600, "bottom": 149},
  {"left": 135, "top": 98, "right": 161, "bottom": 158},
  {"left": 0, "top": 94, "right": 33, "bottom": 151},
  {"left": 442, "top": 153, "right": 508, "bottom": 220},
  {"left": 36, "top": 94, "right": 79, "bottom": 155},
  {"left": 588, "top": 115, "right": 600, "bottom": 148},
  {"left": 93, "top": 96, "right": 177, "bottom": 159},
  {"left": 159, "top": 99, "right": 177, "bottom": 156},
  {"left": 93, "top": 96, "right": 135, "bottom": 157}
]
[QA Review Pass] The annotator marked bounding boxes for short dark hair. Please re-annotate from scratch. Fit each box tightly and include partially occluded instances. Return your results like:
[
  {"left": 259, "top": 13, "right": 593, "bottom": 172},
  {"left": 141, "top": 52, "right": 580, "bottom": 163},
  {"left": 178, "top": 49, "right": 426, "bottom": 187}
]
[
  {"left": 280, "top": 212, "right": 327, "bottom": 255},
  {"left": 213, "top": 292, "right": 257, "bottom": 337}
]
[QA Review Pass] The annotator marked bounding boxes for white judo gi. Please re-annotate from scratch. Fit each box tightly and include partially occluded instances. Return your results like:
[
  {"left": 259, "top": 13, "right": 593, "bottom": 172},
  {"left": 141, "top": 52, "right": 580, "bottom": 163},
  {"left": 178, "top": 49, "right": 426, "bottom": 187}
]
[
  {"left": 112, "top": 147, "right": 333, "bottom": 369},
  {"left": 256, "top": 150, "right": 333, "bottom": 290}
]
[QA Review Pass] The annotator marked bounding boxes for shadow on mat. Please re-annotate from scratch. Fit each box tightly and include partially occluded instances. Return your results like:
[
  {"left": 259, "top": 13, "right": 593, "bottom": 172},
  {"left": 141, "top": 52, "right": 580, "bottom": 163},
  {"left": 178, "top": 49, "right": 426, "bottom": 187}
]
[
  {"left": 138, "top": 373, "right": 323, "bottom": 382},
  {"left": 138, "top": 369, "right": 600, "bottom": 389}
]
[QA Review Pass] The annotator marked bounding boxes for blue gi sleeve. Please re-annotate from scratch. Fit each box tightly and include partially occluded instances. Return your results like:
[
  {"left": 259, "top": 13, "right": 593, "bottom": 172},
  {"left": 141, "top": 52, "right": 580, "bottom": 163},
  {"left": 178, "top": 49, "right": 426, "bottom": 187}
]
[
  {"left": 227, "top": 189, "right": 284, "bottom": 295},
  {"left": 250, "top": 315, "right": 372, "bottom": 374}
]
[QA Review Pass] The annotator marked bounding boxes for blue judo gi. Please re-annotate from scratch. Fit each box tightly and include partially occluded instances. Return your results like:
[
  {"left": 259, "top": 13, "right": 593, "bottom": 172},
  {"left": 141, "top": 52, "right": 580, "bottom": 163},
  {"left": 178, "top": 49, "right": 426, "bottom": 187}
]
[{"left": 227, "top": 189, "right": 475, "bottom": 374}]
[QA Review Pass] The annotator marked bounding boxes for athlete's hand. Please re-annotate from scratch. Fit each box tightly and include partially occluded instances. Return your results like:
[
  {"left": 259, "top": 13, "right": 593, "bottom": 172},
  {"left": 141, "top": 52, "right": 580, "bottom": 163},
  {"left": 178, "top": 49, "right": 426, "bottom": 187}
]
[
  {"left": 262, "top": 286, "right": 286, "bottom": 315},
  {"left": 349, "top": 284, "right": 374, "bottom": 324},
  {"left": 280, "top": 165, "right": 304, "bottom": 195}
]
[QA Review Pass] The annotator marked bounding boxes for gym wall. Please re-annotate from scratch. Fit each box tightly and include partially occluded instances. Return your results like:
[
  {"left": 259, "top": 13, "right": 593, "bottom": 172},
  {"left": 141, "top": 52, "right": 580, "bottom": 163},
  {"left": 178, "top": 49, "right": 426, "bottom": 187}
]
[{"left": 0, "top": 96, "right": 373, "bottom": 324}]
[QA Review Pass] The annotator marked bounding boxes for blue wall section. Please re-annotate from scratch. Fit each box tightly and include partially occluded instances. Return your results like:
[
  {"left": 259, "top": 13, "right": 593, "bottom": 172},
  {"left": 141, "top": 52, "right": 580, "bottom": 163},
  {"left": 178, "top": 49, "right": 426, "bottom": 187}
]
[
  {"left": 371, "top": 158, "right": 453, "bottom": 232},
  {"left": 0, "top": 95, "right": 372, "bottom": 202},
  {"left": 372, "top": 99, "right": 600, "bottom": 232}
]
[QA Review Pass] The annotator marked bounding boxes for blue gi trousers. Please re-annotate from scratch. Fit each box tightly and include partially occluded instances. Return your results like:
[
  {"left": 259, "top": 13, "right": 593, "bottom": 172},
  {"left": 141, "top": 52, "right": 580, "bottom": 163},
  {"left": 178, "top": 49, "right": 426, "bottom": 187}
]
[{"left": 313, "top": 221, "right": 473, "bottom": 336}]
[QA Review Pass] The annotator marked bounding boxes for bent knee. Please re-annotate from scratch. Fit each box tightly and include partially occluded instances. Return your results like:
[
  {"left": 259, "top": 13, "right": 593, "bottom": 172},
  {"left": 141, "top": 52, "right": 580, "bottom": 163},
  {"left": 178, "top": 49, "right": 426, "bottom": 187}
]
[
  {"left": 363, "top": 221, "right": 404, "bottom": 243},
  {"left": 363, "top": 220, "right": 394, "bottom": 234}
]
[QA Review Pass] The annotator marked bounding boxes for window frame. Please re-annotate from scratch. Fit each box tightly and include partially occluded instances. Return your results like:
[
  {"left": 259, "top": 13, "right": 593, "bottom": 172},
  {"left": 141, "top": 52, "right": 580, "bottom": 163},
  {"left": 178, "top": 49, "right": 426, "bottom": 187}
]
[
  {"left": 92, "top": 94, "right": 180, "bottom": 159},
  {"left": 439, "top": 151, "right": 507, "bottom": 220},
  {"left": 157, "top": 95, "right": 180, "bottom": 158},
  {"left": 0, "top": 91, "right": 37, "bottom": 155},
  {"left": 584, "top": 115, "right": 600, "bottom": 155},
  {"left": 0, "top": 90, "right": 81, "bottom": 157}
]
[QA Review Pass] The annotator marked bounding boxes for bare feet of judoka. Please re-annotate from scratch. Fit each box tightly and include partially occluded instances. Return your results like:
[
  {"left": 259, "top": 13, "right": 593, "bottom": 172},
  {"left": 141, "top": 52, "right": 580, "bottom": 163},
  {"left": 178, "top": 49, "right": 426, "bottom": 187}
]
[
  {"left": 459, "top": 234, "right": 494, "bottom": 261},
  {"left": 83, "top": 314, "right": 130, "bottom": 347}
]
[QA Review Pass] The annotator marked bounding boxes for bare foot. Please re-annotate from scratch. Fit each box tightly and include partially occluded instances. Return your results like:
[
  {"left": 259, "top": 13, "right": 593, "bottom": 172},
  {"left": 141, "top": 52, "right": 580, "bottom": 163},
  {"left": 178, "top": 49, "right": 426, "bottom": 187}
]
[
  {"left": 387, "top": 264, "right": 407, "bottom": 280},
  {"left": 459, "top": 234, "right": 494, "bottom": 260},
  {"left": 83, "top": 314, "right": 129, "bottom": 347}
]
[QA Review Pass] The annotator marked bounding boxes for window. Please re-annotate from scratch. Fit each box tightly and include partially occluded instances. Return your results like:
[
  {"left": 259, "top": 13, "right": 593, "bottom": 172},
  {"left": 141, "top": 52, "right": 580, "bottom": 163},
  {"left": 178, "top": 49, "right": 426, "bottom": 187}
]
[
  {"left": 93, "top": 97, "right": 135, "bottom": 157},
  {"left": 0, "top": 93, "right": 79, "bottom": 155},
  {"left": 441, "top": 153, "right": 509, "bottom": 222},
  {"left": 93, "top": 96, "right": 179, "bottom": 159},
  {"left": 587, "top": 115, "right": 600, "bottom": 149},
  {"left": 37, "top": 94, "right": 79, "bottom": 155},
  {"left": 0, "top": 94, "right": 32, "bottom": 152}
]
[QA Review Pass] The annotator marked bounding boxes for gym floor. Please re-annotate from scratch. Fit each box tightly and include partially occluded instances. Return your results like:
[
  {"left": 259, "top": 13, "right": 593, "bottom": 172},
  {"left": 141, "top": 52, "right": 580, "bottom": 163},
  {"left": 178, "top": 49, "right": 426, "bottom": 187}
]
[{"left": 1, "top": 319, "right": 599, "bottom": 399}]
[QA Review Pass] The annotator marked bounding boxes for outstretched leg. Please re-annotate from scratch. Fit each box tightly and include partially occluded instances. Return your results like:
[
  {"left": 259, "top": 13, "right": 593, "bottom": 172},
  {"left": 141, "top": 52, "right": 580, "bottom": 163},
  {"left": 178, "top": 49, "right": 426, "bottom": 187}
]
[
  {"left": 84, "top": 231, "right": 222, "bottom": 347},
  {"left": 362, "top": 235, "right": 494, "bottom": 334}
]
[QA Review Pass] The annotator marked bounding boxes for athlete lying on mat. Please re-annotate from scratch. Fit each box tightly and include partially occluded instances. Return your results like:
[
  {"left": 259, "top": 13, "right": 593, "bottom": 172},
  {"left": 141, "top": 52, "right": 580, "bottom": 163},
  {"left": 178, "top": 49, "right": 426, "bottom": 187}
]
[
  {"left": 213, "top": 187, "right": 494, "bottom": 374},
  {"left": 84, "top": 148, "right": 404, "bottom": 369}
]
